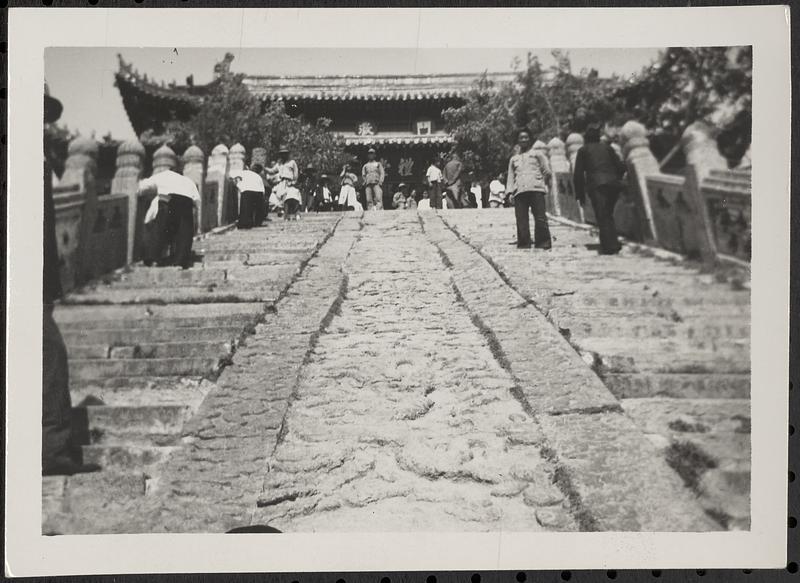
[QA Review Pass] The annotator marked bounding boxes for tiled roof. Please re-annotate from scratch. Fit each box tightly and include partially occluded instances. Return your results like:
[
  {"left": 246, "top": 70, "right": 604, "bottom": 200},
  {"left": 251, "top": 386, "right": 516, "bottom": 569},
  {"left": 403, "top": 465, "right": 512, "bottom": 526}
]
[{"left": 243, "top": 72, "right": 516, "bottom": 101}]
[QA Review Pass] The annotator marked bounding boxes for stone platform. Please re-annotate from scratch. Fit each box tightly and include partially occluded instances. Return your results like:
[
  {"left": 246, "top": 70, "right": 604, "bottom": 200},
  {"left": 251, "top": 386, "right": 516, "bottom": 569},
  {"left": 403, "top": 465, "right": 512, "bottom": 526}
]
[{"left": 42, "top": 209, "right": 750, "bottom": 534}]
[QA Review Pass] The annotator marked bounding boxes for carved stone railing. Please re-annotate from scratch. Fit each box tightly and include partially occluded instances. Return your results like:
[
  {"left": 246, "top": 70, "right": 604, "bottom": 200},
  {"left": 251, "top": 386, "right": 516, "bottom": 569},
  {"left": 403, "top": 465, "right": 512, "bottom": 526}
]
[
  {"left": 545, "top": 122, "right": 751, "bottom": 266},
  {"left": 52, "top": 136, "right": 245, "bottom": 293},
  {"left": 643, "top": 173, "right": 699, "bottom": 256},
  {"left": 698, "top": 168, "right": 751, "bottom": 263}
]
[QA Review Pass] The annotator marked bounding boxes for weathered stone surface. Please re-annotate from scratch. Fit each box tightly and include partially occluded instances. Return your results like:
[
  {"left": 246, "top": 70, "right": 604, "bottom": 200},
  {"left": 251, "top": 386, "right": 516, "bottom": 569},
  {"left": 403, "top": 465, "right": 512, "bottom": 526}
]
[{"left": 46, "top": 209, "right": 746, "bottom": 534}]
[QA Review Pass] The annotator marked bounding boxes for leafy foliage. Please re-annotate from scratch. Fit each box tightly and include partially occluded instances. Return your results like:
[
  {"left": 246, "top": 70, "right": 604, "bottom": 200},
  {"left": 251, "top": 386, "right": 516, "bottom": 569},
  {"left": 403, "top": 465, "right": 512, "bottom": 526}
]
[
  {"left": 165, "top": 56, "right": 350, "bottom": 172},
  {"left": 617, "top": 47, "right": 752, "bottom": 139},
  {"left": 444, "top": 47, "right": 752, "bottom": 176},
  {"left": 443, "top": 51, "right": 626, "bottom": 179}
]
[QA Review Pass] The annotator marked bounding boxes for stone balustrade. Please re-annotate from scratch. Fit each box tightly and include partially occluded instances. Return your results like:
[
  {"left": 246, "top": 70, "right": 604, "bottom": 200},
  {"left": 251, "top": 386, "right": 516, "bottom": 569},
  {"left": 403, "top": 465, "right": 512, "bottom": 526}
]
[
  {"left": 545, "top": 123, "right": 751, "bottom": 266},
  {"left": 53, "top": 138, "right": 247, "bottom": 294}
]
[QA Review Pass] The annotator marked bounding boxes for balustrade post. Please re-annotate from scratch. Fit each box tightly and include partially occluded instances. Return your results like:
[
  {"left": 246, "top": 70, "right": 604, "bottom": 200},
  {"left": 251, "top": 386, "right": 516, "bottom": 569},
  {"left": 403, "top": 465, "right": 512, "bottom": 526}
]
[
  {"left": 251, "top": 147, "right": 268, "bottom": 168},
  {"left": 112, "top": 139, "right": 145, "bottom": 265},
  {"left": 565, "top": 133, "right": 586, "bottom": 222},
  {"left": 152, "top": 143, "right": 177, "bottom": 174},
  {"left": 681, "top": 122, "right": 728, "bottom": 265},
  {"left": 546, "top": 137, "right": 569, "bottom": 217},
  {"left": 228, "top": 143, "right": 246, "bottom": 219},
  {"left": 62, "top": 136, "right": 99, "bottom": 287},
  {"left": 207, "top": 144, "right": 229, "bottom": 227},
  {"left": 182, "top": 145, "right": 205, "bottom": 234},
  {"left": 619, "top": 121, "right": 659, "bottom": 241}
]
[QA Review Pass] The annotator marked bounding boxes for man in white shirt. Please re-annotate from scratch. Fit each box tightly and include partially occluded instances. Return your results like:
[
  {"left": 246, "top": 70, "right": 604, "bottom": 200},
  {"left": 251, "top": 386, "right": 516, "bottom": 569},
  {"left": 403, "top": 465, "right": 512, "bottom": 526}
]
[
  {"left": 231, "top": 166, "right": 267, "bottom": 229},
  {"left": 426, "top": 159, "right": 443, "bottom": 210},
  {"left": 138, "top": 168, "right": 200, "bottom": 269}
]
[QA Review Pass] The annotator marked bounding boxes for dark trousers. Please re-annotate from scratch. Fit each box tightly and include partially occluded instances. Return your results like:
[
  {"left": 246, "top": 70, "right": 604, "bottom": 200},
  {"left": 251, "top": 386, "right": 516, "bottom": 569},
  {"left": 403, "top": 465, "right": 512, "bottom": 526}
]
[
  {"left": 514, "top": 190, "right": 551, "bottom": 248},
  {"left": 238, "top": 190, "right": 262, "bottom": 229},
  {"left": 284, "top": 198, "right": 300, "bottom": 218},
  {"left": 43, "top": 306, "right": 72, "bottom": 467},
  {"left": 144, "top": 196, "right": 195, "bottom": 268},
  {"left": 254, "top": 192, "right": 268, "bottom": 225},
  {"left": 588, "top": 184, "right": 621, "bottom": 254},
  {"left": 429, "top": 182, "right": 442, "bottom": 209}
]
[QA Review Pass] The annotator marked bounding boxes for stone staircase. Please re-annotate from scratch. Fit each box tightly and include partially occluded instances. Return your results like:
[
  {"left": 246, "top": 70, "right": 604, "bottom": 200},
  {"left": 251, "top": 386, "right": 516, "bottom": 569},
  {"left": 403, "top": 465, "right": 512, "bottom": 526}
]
[
  {"left": 42, "top": 216, "right": 341, "bottom": 534},
  {"left": 438, "top": 209, "right": 751, "bottom": 530}
]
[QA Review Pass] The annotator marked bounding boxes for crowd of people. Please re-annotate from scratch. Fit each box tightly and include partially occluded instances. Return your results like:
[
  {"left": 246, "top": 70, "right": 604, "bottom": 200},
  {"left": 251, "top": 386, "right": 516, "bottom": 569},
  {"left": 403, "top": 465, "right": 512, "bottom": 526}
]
[{"left": 133, "top": 126, "right": 628, "bottom": 272}]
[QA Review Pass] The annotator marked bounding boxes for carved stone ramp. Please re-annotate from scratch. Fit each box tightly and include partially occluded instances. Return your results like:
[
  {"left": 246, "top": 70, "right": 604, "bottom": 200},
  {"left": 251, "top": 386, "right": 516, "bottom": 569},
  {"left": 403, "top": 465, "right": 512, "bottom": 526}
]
[
  {"left": 420, "top": 211, "right": 717, "bottom": 532},
  {"left": 437, "top": 208, "right": 749, "bottom": 530}
]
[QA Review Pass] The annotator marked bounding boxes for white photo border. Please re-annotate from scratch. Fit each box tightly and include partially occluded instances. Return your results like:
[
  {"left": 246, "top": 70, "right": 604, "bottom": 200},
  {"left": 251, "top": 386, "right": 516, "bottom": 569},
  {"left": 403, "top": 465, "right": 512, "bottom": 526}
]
[{"left": 6, "top": 5, "right": 791, "bottom": 575}]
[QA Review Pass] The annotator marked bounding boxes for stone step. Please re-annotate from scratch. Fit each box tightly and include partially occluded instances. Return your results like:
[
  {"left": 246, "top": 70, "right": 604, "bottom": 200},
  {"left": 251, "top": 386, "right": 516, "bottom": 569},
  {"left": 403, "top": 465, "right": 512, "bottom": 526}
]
[
  {"left": 43, "top": 471, "right": 149, "bottom": 524},
  {"left": 70, "top": 357, "right": 221, "bottom": 382},
  {"left": 74, "top": 404, "right": 192, "bottom": 445},
  {"left": 559, "top": 317, "right": 749, "bottom": 341},
  {"left": 620, "top": 397, "right": 751, "bottom": 437},
  {"left": 586, "top": 350, "right": 750, "bottom": 375},
  {"left": 69, "top": 340, "right": 233, "bottom": 360},
  {"left": 62, "top": 325, "right": 247, "bottom": 347},
  {"left": 602, "top": 373, "right": 750, "bottom": 399},
  {"left": 225, "top": 265, "right": 300, "bottom": 282},
  {"left": 55, "top": 303, "right": 264, "bottom": 326},
  {"left": 105, "top": 267, "right": 228, "bottom": 286},
  {"left": 577, "top": 335, "right": 750, "bottom": 356},
  {"left": 63, "top": 286, "right": 282, "bottom": 306},
  {"left": 541, "top": 292, "right": 749, "bottom": 310},
  {"left": 81, "top": 444, "right": 179, "bottom": 470},
  {"left": 70, "top": 378, "right": 211, "bottom": 405}
]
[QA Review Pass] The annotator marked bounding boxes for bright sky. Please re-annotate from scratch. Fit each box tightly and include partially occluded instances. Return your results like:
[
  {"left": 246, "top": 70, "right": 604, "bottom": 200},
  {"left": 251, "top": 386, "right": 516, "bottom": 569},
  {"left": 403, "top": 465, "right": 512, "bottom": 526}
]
[{"left": 45, "top": 47, "right": 662, "bottom": 140}]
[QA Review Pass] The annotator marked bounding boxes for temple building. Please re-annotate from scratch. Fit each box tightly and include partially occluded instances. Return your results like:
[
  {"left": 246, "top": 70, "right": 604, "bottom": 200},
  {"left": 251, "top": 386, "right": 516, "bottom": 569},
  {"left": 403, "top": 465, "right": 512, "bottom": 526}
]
[{"left": 114, "top": 53, "right": 515, "bottom": 190}]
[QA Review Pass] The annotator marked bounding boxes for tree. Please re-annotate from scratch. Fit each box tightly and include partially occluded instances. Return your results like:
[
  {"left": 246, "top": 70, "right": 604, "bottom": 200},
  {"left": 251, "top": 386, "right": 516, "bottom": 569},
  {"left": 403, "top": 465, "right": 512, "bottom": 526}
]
[
  {"left": 442, "top": 73, "right": 519, "bottom": 180},
  {"left": 443, "top": 51, "right": 626, "bottom": 179},
  {"left": 616, "top": 47, "right": 752, "bottom": 144},
  {"left": 166, "top": 54, "right": 350, "bottom": 172}
]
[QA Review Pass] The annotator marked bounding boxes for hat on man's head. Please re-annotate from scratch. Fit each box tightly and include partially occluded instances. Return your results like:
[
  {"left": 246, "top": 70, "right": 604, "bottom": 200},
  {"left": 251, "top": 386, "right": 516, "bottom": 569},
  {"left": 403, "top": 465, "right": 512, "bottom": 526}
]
[
  {"left": 367, "top": 147, "right": 376, "bottom": 154},
  {"left": 44, "top": 82, "right": 63, "bottom": 124},
  {"left": 305, "top": 163, "right": 315, "bottom": 170},
  {"left": 278, "top": 144, "right": 290, "bottom": 153}
]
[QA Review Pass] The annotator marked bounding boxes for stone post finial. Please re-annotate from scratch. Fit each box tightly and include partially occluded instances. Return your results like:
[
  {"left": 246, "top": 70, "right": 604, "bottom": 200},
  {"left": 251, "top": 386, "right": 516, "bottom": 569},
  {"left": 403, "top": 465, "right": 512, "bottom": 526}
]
[
  {"left": 207, "top": 143, "right": 230, "bottom": 227},
  {"left": 182, "top": 145, "right": 205, "bottom": 234},
  {"left": 112, "top": 139, "right": 145, "bottom": 265},
  {"left": 61, "top": 136, "right": 99, "bottom": 286},
  {"left": 228, "top": 143, "right": 246, "bottom": 173},
  {"left": 546, "top": 137, "right": 570, "bottom": 173},
  {"left": 680, "top": 121, "right": 728, "bottom": 180},
  {"left": 619, "top": 120, "right": 659, "bottom": 241},
  {"left": 62, "top": 136, "right": 99, "bottom": 186},
  {"left": 251, "top": 147, "right": 268, "bottom": 168},
  {"left": 152, "top": 143, "right": 177, "bottom": 174},
  {"left": 565, "top": 133, "right": 584, "bottom": 170}
]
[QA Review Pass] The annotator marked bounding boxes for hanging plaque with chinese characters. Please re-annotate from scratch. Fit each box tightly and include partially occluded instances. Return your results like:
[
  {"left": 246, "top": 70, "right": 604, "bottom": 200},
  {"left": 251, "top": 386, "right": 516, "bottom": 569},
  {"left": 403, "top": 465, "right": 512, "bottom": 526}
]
[{"left": 356, "top": 121, "right": 377, "bottom": 136}]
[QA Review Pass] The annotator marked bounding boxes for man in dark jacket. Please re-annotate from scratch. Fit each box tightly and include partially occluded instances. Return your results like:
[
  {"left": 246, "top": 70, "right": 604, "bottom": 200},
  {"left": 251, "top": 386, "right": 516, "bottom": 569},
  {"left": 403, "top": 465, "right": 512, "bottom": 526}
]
[
  {"left": 43, "top": 86, "right": 100, "bottom": 476},
  {"left": 573, "top": 124, "right": 627, "bottom": 255}
]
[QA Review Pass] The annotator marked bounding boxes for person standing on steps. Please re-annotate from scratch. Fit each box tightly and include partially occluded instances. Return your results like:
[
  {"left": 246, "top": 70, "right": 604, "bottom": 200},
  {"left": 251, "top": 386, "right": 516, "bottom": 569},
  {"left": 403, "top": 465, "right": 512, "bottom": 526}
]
[
  {"left": 443, "top": 149, "right": 465, "bottom": 208},
  {"left": 572, "top": 124, "right": 626, "bottom": 255},
  {"left": 265, "top": 145, "right": 299, "bottom": 211},
  {"left": 506, "top": 127, "right": 553, "bottom": 249},
  {"left": 425, "top": 158, "right": 444, "bottom": 210},
  {"left": 488, "top": 173, "right": 506, "bottom": 208},
  {"left": 338, "top": 162, "right": 363, "bottom": 211},
  {"left": 139, "top": 163, "right": 201, "bottom": 269},
  {"left": 231, "top": 165, "right": 267, "bottom": 229},
  {"left": 42, "top": 84, "right": 101, "bottom": 477},
  {"left": 361, "top": 148, "right": 385, "bottom": 210}
]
